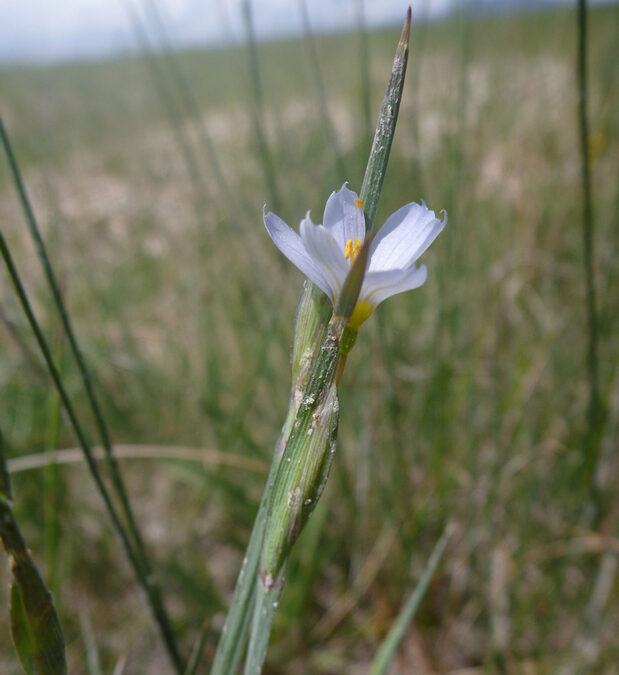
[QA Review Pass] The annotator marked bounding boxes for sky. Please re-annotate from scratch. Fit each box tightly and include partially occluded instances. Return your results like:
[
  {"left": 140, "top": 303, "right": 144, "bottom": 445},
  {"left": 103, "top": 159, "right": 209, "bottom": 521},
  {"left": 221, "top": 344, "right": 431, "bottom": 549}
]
[{"left": 0, "top": 0, "right": 579, "bottom": 64}]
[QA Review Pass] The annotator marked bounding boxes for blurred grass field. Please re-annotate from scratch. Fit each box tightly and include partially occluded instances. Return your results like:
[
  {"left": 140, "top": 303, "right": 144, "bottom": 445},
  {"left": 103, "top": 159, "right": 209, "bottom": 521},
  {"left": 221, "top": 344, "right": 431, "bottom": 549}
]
[{"left": 1, "top": 3, "right": 618, "bottom": 673}]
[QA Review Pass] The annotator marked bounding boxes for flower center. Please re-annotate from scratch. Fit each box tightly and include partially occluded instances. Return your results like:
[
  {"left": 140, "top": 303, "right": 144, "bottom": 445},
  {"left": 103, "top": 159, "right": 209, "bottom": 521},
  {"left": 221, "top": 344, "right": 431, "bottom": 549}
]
[{"left": 344, "top": 238, "right": 362, "bottom": 266}]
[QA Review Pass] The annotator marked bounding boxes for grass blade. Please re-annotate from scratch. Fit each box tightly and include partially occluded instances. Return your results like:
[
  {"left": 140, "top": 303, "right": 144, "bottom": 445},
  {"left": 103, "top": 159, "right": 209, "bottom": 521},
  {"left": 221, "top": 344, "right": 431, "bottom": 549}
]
[
  {"left": 122, "top": 0, "right": 211, "bottom": 220},
  {"left": 140, "top": 0, "right": 233, "bottom": 203},
  {"left": 298, "top": 0, "right": 348, "bottom": 182},
  {"left": 242, "top": 0, "right": 281, "bottom": 211},
  {"left": 183, "top": 620, "right": 211, "bottom": 675},
  {"left": 370, "top": 525, "right": 450, "bottom": 675},
  {"left": 577, "top": 0, "right": 603, "bottom": 509}
]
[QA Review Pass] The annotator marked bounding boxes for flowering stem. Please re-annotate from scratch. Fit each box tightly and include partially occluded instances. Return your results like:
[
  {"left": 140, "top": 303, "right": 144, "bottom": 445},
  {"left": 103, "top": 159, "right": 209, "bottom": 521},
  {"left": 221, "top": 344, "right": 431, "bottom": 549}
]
[
  {"left": 210, "top": 283, "right": 331, "bottom": 675},
  {"left": 214, "top": 9, "right": 413, "bottom": 673}
]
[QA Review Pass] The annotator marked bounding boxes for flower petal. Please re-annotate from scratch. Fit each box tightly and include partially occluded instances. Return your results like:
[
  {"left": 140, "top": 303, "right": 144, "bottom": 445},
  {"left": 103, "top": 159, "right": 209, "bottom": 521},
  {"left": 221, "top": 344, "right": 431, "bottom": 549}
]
[
  {"left": 300, "top": 214, "right": 350, "bottom": 300},
  {"left": 369, "top": 202, "right": 446, "bottom": 271},
  {"left": 360, "top": 264, "right": 428, "bottom": 308},
  {"left": 263, "top": 209, "right": 332, "bottom": 297},
  {"left": 322, "top": 183, "right": 366, "bottom": 250}
]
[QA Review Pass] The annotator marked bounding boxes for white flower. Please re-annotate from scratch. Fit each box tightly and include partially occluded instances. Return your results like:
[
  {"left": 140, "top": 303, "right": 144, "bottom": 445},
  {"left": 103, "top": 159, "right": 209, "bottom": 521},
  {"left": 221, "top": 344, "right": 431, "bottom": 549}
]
[{"left": 264, "top": 184, "right": 447, "bottom": 327}]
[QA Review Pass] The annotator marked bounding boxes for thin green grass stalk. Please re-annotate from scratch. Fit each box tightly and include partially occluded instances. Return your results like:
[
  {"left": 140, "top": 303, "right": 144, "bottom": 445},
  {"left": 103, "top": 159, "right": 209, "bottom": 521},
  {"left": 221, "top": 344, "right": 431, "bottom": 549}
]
[
  {"left": 577, "top": 0, "right": 602, "bottom": 500},
  {"left": 370, "top": 525, "right": 450, "bottom": 675},
  {"left": 438, "top": 3, "right": 469, "bottom": 347},
  {"left": 242, "top": 0, "right": 281, "bottom": 211},
  {"left": 356, "top": 0, "right": 372, "bottom": 143},
  {"left": 184, "top": 620, "right": 211, "bottom": 675},
  {"left": 44, "top": 322, "right": 64, "bottom": 598},
  {"left": 79, "top": 609, "right": 103, "bottom": 675},
  {"left": 0, "top": 304, "right": 48, "bottom": 383},
  {"left": 122, "top": 0, "right": 211, "bottom": 218},
  {"left": 140, "top": 0, "right": 233, "bottom": 204},
  {"left": 298, "top": 0, "right": 348, "bottom": 183},
  {"left": 0, "top": 230, "right": 185, "bottom": 673},
  {"left": 407, "top": 0, "right": 431, "bottom": 198},
  {"left": 0, "top": 117, "right": 185, "bottom": 672}
]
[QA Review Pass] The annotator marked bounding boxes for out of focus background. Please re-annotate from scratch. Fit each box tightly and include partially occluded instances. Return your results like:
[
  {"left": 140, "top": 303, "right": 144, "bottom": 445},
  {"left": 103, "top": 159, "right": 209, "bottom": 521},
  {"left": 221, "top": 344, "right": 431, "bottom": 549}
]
[{"left": 1, "top": 0, "right": 617, "bottom": 672}]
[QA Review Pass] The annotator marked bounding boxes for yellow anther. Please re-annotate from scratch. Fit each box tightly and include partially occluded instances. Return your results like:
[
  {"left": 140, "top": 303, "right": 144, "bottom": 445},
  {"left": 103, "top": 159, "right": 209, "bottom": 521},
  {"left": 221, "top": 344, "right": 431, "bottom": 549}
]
[
  {"left": 355, "top": 198, "right": 364, "bottom": 209},
  {"left": 344, "top": 238, "right": 362, "bottom": 265}
]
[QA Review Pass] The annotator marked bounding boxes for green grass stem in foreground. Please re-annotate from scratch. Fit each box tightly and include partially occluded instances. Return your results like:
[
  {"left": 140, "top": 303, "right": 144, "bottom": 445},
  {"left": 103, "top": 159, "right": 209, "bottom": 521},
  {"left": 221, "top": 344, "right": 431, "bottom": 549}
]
[
  {"left": 0, "top": 116, "right": 185, "bottom": 673},
  {"left": 213, "top": 10, "right": 416, "bottom": 673},
  {"left": 210, "top": 284, "right": 332, "bottom": 675}
]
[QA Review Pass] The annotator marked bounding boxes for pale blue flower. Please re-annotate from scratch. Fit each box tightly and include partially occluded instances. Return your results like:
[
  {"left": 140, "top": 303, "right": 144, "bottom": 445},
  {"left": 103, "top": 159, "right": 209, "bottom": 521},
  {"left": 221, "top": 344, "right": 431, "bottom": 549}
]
[{"left": 264, "top": 184, "right": 446, "bottom": 327}]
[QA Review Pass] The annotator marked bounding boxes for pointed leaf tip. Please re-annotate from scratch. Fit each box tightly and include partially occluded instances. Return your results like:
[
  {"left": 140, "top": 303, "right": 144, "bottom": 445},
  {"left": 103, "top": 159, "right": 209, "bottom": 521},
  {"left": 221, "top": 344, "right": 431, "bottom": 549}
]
[{"left": 399, "top": 7, "right": 411, "bottom": 50}]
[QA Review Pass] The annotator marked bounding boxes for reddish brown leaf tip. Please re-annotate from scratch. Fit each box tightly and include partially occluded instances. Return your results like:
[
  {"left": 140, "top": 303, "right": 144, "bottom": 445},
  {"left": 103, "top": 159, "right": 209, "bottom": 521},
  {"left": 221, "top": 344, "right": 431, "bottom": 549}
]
[{"left": 400, "top": 7, "right": 412, "bottom": 48}]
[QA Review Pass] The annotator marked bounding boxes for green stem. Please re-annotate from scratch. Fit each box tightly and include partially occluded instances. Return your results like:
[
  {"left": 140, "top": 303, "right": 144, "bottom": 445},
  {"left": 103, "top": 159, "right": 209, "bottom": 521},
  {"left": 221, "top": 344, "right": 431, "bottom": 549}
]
[
  {"left": 213, "top": 10, "right": 412, "bottom": 672},
  {"left": 208, "top": 454, "right": 281, "bottom": 675},
  {"left": 370, "top": 526, "right": 450, "bottom": 675},
  {"left": 210, "top": 283, "right": 330, "bottom": 675},
  {"left": 576, "top": 0, "right": 602, "bottom": 498},
  {"left": 243, "top": 572, "right": 284, "bottom": 675}
]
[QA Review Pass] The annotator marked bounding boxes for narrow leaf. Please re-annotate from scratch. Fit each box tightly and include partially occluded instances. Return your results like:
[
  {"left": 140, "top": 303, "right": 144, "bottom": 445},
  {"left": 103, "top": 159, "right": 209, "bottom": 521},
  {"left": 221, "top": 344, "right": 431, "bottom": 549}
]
[
  {"left": 183, "top": 619, "right": 211, "bottom": 675},
  {"left": 370, "top": 526, "right": 450, "bottom": 675}
]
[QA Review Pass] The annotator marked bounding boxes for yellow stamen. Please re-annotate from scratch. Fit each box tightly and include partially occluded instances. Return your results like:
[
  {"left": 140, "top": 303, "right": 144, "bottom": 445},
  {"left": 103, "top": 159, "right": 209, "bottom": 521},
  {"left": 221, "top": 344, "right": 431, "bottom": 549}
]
[
  {"left": 355, "top": 198, "right": 364, "bottom": 209},
  {"left": 344, "top": 237, "right": 362, "bottom": 265}
]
